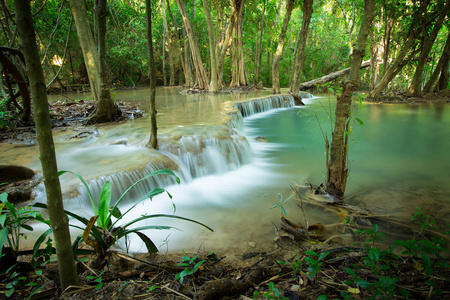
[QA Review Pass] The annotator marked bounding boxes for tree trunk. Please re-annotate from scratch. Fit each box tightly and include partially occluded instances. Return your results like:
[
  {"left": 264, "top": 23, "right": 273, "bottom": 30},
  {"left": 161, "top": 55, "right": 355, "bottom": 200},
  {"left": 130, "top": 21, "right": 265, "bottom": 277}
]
[
  {"left": 230, "top": 0, "right": 248, "bottom": 87},
  {"left": 182, "top": 28, "right": 194, "bottom": 87},
  {"left": 163, "top": 0, "right": 175, "bottom": 86},
  {"left": 253, "top": 1, "right": 266, "bottom": 88},
  {"left": 69, "top": 0, "right": 101, "bottom": 101},
  {"left": 166, "top": 0, "right": 185, "bottom": 85},
  {"left": 217, "top": 17, "right": 234, "bottom": 88},
  {"left": 162, "top": 0, "right": 167, "bottom": 86},
  {"left": 272, "top": 0, "right": 294, "bottom": 94},
  {"left": 369, "top": 23, "right": 420, "bottom": 98},
  {"left": 87, "top": 0, "right": 116, "bottom": 124},
  {"left": 175, "top": 0, "right": 209, "bottom": 90},
  {"left": 326, "top": 0, "right": 375, "bottom": 199},
  {"left": 146, "top": 0, "right": 157, "bottom": 149},
  {"left": 408, "top": 0, "right": 450, "bottom": 96},
  {"left": 298, "top": 60, "right": 370, "bottom": 91},
  {"left": 203, "top": 0, "right": 218, "bottom": 92},
  {"left": 437, "top": 54, "right": 449, "bottom": 91},
  {"left": 14, "top": 0, "right": 79, "bottom": 289},
  {"left": 423, "top": 31, "right": 450, "bottom": 93},
  {"left": 290, "top": 0, "right": 313, "bottom": 94}
]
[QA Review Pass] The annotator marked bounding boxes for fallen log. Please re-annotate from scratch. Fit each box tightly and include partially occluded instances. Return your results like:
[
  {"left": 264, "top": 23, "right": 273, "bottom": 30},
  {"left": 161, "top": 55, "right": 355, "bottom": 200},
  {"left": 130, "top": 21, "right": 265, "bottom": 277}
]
[{"left": 299, "top": 60, "right": 371, "bottom": 91}]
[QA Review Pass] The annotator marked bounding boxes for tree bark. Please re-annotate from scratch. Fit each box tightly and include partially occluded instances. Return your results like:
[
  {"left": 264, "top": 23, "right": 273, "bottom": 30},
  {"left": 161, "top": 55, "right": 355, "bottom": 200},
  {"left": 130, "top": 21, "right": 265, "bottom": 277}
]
[
  {"left": 290, "top": 0, "right": 313, "bottom": 94},
  {"left": 326, "top": 0, "right": 375, "bottom": 199},
  {"left": 166, "top": 0, "right": 186, "bottom": 85},
  {"left": 369, "top": 23, "right": 420, "bottom": 98},
  {"left": 408, "top": 0, "right": 450, "bottom": 96},
  {"left": 230, "top": 0, "right": 249, "bottom": 87},
  {"left": 86, "top": 0, "right": 117, "bottom": 124},
  {"left": 253, "top": 1, "right": 266, "bottom": 88},
  {"left": 298, "top": 60, "right": 371, "bottom": 91},
  {"left": 14, "top": 0, "right": 79, "bottom": 288},
  {"left": 423, "top": 31, "right": 450, "bottom": 93},
  {"left": 203, "top": 0, "right": 218, "bottom": 92},
  {"left": 272, "top": 0, "right": 294, "bottom": 94},
  {"left": 69, "top": 0, "right": 101, "bottom": 101},
  {"left": 217, "top": 17, "right": 234, "bottom": 88},
  {"left": 146, "top": 0, "right": 157, "bottom": 149},
  {"left": 163, "top": 0, "right": 175, "bottom": 86},
  {"left": 175, "top": 0, "right": 209, "bottom": 90}
]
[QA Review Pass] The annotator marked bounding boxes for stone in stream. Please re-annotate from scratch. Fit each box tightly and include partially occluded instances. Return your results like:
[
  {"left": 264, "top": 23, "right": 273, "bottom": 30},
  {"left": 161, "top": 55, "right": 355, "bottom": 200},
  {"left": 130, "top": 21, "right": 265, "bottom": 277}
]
[{"left": 0, "top": 164, "right": 41, "bottom": 204}]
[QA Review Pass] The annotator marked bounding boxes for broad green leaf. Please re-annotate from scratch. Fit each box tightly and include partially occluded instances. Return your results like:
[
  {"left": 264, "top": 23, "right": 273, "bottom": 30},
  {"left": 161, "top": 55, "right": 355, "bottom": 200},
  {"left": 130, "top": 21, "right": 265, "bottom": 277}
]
[
  {"left": 32, "top": 228, "right": 53, "bottom": 259},
  {"left": 134, "top": 231, "right": 158, "bottom": 253},
  {"left": 0, "top": 228, "right": 9, "bottom": 257},
  {"left": 59, "top": 171, "right": 97, "bottom": 215},
  {"left": 98, "top": 181, "right": 112, "bottom": 229},
  {"left": 0, "top": 214, "right": 6, "bottom": 227},
  {"left": 120, "top": 214, "right": 214, "bottom": 232},
  {"left": 355, "top": 118, "right": 364, "bottom": 126}
]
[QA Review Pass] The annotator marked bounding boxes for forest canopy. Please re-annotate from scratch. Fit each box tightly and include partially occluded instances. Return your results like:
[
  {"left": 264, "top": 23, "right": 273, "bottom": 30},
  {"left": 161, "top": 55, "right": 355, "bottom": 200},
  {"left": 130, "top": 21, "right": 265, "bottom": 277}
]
[{"left": 1, "top": 0, "right": 449, "bottom": 103}]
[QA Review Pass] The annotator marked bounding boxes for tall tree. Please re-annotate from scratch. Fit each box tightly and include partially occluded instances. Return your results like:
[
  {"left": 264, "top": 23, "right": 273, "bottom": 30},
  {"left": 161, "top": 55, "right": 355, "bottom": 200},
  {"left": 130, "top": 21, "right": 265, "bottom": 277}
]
[
  {"left": 272, "top": 0, "right": 294, "bottom": 94},
  {"left": 175, "top": 0, "right": 209, "bottom": 90},
  {"left": 203, "top": 0, "right": 219, "bottom": 92},
  {"left": 290, "top": 0, "right": 313, "bottom": 94},
  {"left": 423, "top": 30, "right": 450, "bottom": 93},
  {"left": 14, "top": 0, "right": 79, "bottom": 288},
  {"left": 253, "top": 0, "right": 266, "bottom": 88},
  {"left": 230, "top": 0, "right": 249, "bottom": 87},
  {"left": 146, "top": 0, "right": 158, "bottom": 149},
  {"left": 86, "top": 0, "right": 117, "bottom": 124},
  {"left": 69, "top": 0, "right": 101, "bottom": 100},
  {"left": 326, "top": 0, "right": 375, "bottom": 199},
  {"left": 408, "top": 0, "right": 450, "bottom": 96}
]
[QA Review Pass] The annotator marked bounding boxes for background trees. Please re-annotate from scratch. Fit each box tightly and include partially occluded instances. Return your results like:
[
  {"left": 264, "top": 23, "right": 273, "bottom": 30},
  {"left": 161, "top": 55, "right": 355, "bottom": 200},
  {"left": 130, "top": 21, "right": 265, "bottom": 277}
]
[{"left": 1, "top": 0, "right": 449, "bottom": 126}]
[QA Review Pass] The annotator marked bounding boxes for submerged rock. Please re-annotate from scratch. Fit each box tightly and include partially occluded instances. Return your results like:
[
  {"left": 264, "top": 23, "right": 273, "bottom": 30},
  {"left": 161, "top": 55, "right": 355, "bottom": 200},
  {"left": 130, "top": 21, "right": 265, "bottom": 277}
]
[{"left": 0, "top": 164, "right": 41, "bottom": 204}]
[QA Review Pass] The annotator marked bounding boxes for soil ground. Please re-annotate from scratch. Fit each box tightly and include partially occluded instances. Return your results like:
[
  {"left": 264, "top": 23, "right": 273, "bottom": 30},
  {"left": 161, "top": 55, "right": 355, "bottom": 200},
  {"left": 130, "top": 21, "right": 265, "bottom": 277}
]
[{"left": 1, "top": 90, "right": 450, "bottom": 299}]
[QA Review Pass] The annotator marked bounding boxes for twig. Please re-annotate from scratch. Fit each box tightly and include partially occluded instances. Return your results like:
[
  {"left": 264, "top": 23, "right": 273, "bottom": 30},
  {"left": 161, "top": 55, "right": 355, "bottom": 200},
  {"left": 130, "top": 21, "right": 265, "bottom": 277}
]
[{"left": 161, "top": 283, "right": 192, "bottom": 299}]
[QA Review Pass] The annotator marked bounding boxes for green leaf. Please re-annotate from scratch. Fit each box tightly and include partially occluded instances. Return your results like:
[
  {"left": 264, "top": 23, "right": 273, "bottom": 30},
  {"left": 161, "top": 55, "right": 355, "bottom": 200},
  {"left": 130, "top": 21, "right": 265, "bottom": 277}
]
[
  {"left": 59, "top": 171, "right": 97, "bottom": 215},
  {"left": 5, "top": 287, "right": 14, "bottom": 297},
  {"left": 0, "top": 214, "right": 6, "bottom": 227},
  {"left": 355, "top": 118, "right": 364, "bottom": 126},
  {"left": 0, "top": 228, "right": 9, "bottom": 258},
  {"left": 355, "top": 279, "right": 372, "bottom": 288},
  {"left": 134, "top": 231, "right": 158, "bottom": 253},
  {"left": 345, "top": 267, "right": 356, "bottom": 277},
  {"left": 32, "top": 228, "right": 53, "bottom": 264},
  {"left": 98, "top": 181, "right": 112, "bottom": 229}
]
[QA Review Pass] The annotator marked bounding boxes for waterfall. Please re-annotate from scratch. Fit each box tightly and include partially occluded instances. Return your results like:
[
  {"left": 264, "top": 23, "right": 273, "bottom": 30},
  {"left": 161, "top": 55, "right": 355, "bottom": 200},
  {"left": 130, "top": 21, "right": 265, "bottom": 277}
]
[
  {"left": 234, "top": 94, "right": 297, "bottom": 117},
  {"left": 60, "top": 93, "right": 308, "bottom": 210}
]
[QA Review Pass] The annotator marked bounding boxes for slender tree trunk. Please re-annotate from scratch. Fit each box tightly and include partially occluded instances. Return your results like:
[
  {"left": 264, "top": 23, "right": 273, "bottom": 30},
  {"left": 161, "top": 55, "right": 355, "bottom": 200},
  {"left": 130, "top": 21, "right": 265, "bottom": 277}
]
[
  {"left": 176, "top": 0, "right": 209, "bottom": 90},
  {"left": 69, "top": 0, "right": 101, "bottom": 101},
  {"left": 166, "top": 0, "right": 185, "bottom": 85},
  {"left": 369, "top": 24, "right": 419, "bottom": 98},
  {"left": 409, "top": 0, "right": 450, "bottom": 96},
  {"left": 290, "top": 0, "right": 313, "bottom": 94},
  {"left": 326, "top": 0, "right": 375, "bottom": 199},
  {"left": 163, "top": 0, "right": 175, "bottom": 86},
  {"left": 423, "top": 31, "right": 450, "bottom": 93},
  {"left": 437, "top": 55, "right": 449, "bottom": 91},
  {"left": 272, "top": 0, "right": 294, "bottom": 94},
  {"left": 253, "top": 1, "right": 266, "bottom": 88},
  {"left": 14, "top": 0, "right": 79, "bottom": 288},
  {"left": 182, "top": 28, "right": 194, "bottom": 87},
  {"left": 230, "top": 0, "right": 248, "bottom": 87},
  {"left": 162, "top": 0, "right": 167, "bottom": 86},
  {"left": 87, "top": 0, "right": 116, "bottom": 124},
  {"left": 146, "top": 0, "right": 157, "bottom": 149},
  {"left": 203, "top": 0, "right": 218, "bottom": 92},
  {"left": 217, "top": 17, "right": 234, "bottom": 88}
]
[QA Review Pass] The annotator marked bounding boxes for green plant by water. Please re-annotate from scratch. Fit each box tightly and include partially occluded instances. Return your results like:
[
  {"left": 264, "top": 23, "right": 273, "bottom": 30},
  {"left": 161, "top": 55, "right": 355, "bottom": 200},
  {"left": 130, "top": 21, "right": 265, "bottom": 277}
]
[
  {"left": 175, "top": 251, "right": 205, "bottom": 283},
  {"left": 34, "top": 169, "right": 213, "bottom": 259}
]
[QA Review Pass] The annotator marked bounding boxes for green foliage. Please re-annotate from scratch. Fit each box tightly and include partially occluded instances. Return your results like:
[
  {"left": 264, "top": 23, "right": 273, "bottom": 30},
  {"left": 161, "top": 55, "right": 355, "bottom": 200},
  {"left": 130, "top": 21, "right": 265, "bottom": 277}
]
[
  {"left": 263, "top": 282, "right": 288, "bottom": 300},
  {"left": 1, "top": 264, "right": 27, "bottom": 298},
  {"left": 0, "top": 193, "right": 51, "bottom": 261},
  {"left": 175, "top": 252, "right": 205, "bottom": 283},
  {"left": 34, "top": 169, "right": 213, "bottom": 258},
  {"left": 86, "top": 269, "right": 107, "bottom": 290},
  {"left": 270, "top": 193, "right": 292, "bottom": 216},
  {"left": 304, "top": 250, "right": 329, "bottom": 280},
  {"left": 355, "top": 224, "right": 386, "bottom": 247}
]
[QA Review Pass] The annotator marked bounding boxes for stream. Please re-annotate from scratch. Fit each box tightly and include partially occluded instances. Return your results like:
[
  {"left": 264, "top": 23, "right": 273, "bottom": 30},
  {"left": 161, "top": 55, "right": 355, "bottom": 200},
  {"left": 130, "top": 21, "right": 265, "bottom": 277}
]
[{"left": 2, "top": 88, "right": 450, "bottom": 253}]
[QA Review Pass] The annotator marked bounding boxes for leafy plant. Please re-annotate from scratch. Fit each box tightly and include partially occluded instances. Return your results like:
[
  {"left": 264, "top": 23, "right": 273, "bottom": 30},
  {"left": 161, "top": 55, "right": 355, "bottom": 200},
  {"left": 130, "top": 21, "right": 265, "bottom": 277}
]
[
  {"left": 86, "top": 269, "right": 107, "bottom": 290},
  {"left": 34, "top": 169, "right": 213, "bottom": 259},
  {"left": 356, "top": 224, "right": 386, "bottom": 247},
  {"left": 263, "top": 282, "right": 288, "bottom": 300},
  {"left": 1, "top": 264, "right": 27, "bottom": 297},
  {"left": 0, "top": 193, "right": 51, "bottom": 262},
  {"left": 304, "top": 250, "right": 329, "bottom": 280},
  {"left": 270, "top": 193, "right": 293, "bottom": 216},
  {"left": 175, "top": 252, "right": 205, "bottom": 283}
]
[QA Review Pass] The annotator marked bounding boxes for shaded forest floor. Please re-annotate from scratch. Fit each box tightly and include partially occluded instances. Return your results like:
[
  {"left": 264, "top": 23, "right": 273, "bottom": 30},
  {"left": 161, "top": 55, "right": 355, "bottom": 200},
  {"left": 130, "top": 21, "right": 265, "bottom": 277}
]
[{"left": 1, "top": 90, "right": 450, "bottom": 299}]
